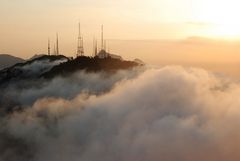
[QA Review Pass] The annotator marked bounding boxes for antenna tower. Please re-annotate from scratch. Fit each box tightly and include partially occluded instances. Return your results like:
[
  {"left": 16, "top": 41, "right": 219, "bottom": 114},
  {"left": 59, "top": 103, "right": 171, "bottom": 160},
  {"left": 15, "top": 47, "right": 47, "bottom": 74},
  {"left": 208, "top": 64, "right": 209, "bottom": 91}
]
[
  {"left": 56, "top": 33, "right": 59, "bottom": 55},
  {"left": 48, "top": 38, "right": 50, "bottom": 56},
  {"left": 77, "top": 22, "right": 84, "bottom": 57}
]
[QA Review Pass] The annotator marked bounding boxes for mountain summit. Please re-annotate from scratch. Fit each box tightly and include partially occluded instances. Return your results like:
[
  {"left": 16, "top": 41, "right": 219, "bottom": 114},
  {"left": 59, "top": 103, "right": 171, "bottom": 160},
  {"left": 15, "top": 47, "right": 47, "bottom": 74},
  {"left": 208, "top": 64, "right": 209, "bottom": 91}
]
[{"left": 0, "top": 54, "right": 142, "bottom": 87}]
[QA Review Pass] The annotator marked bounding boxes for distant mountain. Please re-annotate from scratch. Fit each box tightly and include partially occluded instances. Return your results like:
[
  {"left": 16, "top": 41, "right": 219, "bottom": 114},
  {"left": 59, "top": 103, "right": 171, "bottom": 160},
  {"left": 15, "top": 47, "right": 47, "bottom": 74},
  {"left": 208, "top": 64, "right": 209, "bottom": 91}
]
[{"left": 0, "top": 54, "right": 25, "bottom": 70}]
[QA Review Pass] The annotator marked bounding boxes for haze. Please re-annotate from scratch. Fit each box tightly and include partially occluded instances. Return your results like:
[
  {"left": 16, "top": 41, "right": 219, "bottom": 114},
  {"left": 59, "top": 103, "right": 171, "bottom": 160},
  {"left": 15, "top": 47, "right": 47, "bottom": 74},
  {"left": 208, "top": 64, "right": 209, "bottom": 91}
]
[{"left": 1, "top": 0, "right": 240, "bottom": 78}]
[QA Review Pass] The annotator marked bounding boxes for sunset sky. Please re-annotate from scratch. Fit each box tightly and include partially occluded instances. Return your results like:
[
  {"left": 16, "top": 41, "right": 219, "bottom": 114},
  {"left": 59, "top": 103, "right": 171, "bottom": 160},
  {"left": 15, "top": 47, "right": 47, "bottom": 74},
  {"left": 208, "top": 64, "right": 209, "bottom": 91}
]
[{"left": 1, "top": 0, "right": 240, "bottom": 64}]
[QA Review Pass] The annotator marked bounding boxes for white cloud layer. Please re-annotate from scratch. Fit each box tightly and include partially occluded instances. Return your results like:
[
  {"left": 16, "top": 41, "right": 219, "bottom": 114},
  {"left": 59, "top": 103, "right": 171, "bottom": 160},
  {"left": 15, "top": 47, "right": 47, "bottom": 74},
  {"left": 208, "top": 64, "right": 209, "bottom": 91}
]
[{"left": 1, "top": 66, "right": 240, "bottom": 161}]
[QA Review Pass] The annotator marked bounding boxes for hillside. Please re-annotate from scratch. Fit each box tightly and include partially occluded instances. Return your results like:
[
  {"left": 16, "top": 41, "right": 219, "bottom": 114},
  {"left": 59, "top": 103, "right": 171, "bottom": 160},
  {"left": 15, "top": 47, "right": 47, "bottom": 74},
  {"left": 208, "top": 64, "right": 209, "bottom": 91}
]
[
  {"left": 42, "top": 56, "right": 140, "bottom": 78},
  {"left": 0, "top": 55, "right": 142, "bottom": 88},
  {"left": 0, "top": 54, "right": 142, "bottom": 112},
  {"left": 0, "top": 54, "right": 25, "bottom": 70},
  {"left": 0, "top": 55, "right": 68, "bottom": 86}
]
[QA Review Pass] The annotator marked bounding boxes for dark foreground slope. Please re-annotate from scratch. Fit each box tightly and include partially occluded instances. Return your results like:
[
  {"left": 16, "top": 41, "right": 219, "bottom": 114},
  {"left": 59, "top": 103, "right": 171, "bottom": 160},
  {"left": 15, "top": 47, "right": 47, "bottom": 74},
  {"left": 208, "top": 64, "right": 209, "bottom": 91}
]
[{"left": 42, "top": 56, "right": 139, "bottom": 78}]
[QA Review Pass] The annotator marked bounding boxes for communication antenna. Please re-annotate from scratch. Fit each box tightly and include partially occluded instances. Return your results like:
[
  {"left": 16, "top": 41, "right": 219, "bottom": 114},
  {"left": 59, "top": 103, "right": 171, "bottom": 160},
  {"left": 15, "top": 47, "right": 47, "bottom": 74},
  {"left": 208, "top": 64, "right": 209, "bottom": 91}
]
[
  {"left": 101, "top": 25, "right": 104, "bottom": 50},
  {"left": 56, "top": 33, "right": 59, "bottom": 55},
  {"left": 48, "top": 38, "right": 50, "bottom": 56},
  {"left": 77, "top": 22, "right": 84, "bottom": 57}
]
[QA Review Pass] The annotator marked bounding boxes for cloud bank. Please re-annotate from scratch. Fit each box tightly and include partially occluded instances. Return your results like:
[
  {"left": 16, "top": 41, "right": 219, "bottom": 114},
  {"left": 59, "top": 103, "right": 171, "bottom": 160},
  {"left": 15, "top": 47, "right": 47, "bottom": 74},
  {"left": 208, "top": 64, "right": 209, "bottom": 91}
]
[
  {"left": 0, "top": 66, "right": 144, "bottom": 110},
  {"left": 19, "top": 58, "right": 68, "bottom": 75},
  {"left": 1, "top": 66, "right": 240, "bottom": 161}
]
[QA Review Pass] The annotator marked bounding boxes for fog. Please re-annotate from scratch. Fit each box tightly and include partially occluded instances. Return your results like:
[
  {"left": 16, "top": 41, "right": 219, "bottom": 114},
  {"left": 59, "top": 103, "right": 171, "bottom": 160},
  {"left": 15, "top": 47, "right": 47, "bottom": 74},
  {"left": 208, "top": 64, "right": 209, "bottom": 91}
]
[
  {"left": 19, "top": 58, "right": 68, "bottom": 75},
  {"left": 1, "top": 66, "right": 240, "bottom": 161}
]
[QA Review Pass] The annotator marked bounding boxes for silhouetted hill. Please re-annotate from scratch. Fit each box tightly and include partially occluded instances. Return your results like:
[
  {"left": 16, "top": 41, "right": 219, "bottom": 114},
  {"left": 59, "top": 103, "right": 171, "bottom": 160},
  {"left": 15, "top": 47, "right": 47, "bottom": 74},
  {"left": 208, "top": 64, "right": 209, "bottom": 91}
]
[
  {"left": 0, "top": 55, "right": 69, "bottom": 86},
  {"left": 0, "top": 54, "right": 25, "bottom": 70},
  {"left": 42, "top": 56, "right": 140, "bottom": 78},
  {"left": 0, "top": 55, "right": 142, "bottom": 112},
  {"left": 13, "top": 55, "right": 68, "bottom": 68},
  {"left": 0, "top": 55, "right": 142, "bottom": 88}
]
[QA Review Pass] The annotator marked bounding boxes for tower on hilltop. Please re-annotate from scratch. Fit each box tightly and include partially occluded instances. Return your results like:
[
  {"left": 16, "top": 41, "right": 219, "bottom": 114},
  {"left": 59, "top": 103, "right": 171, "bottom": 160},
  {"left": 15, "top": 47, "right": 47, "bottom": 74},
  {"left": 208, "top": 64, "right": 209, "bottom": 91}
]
[
  {"left": 101, "top": 25, "right": 104, "bottom": 50},
  {"left": 48, "top": 38, "right": 51, "bottom": 56},
  {"left": 56, "top": 33, "right": 59, "bottom": 55},
  {"left": 77, "top": 22, "right": 84, "bottom": 57},
  {"left": 93, "top": 37, "right": 98, "bottom": 57}
]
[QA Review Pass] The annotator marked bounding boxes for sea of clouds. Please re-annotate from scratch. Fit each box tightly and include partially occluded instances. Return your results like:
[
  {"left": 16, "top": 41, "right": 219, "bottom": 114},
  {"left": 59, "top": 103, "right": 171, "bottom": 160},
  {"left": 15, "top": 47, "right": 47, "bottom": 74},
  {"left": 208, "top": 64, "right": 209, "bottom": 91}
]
[{"left": 1, "top": 66, "right": 240, "bottom": 161}]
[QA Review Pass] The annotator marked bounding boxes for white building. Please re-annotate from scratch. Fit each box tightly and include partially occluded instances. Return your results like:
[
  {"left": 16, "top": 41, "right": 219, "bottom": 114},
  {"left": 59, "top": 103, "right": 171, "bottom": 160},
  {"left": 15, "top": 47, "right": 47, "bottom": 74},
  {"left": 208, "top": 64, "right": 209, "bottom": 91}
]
[{"left": 97, "top": 49, "right": 122, "bottom": 60}]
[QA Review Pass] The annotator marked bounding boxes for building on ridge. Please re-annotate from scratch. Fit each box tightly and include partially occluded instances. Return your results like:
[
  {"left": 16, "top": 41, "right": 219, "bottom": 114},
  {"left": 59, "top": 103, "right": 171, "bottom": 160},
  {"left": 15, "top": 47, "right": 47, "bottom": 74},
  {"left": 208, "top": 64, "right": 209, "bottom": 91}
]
[{"left": 96, "top": 25, "right": 122, "bottom": 60}]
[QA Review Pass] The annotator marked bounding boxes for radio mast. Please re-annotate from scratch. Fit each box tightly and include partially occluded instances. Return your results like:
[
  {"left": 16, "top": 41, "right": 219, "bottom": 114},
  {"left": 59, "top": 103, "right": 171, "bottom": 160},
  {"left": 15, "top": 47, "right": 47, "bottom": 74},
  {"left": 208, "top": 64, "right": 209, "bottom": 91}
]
[
  {"left": 56, "top": 33, "right": 59, "bottom": 55},
  {"left": 77, "top": 22, "right": 84, "bottom": 57},
  {"left": 48, "top": 38, "right": 50, "bottom": 56}
]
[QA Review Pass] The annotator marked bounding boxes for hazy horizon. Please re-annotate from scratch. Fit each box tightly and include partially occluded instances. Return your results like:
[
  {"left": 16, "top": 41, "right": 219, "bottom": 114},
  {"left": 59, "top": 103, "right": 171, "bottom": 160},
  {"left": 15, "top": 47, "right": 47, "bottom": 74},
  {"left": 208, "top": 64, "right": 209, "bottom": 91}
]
[
  {"left": 2, "top": 36, "right": 240, "bottom": 79},
  {"left": 1, "top": 0, "right": 240, "bottom": 60}
]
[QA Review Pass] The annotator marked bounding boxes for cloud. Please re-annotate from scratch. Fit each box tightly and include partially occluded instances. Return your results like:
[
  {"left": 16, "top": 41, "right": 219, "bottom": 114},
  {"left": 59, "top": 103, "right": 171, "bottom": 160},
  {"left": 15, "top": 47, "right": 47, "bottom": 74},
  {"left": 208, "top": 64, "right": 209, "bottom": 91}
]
[
  {"left": 17, "top": 58, "right": 68, "bottom": 76},
  {"left": 1, "top": 66, "right": 240, "bottom": 161},
  {"left": 0, "top": 67, "right": 143, "bottom": 109}
]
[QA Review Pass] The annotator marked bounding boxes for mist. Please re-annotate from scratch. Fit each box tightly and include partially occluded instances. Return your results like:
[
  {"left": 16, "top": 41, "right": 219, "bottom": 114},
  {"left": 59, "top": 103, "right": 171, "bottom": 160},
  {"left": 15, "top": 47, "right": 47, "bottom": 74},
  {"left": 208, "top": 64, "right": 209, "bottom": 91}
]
[
  {"left": 0, "top": 65, "right": 144, "bottom": 111},
  {"left": 20, "top": 58, "right": 68, "bottom": 75},
  {"left": 108, "top": 38, "right": 240, "bottom": 79},
  {"left": 1, "top": 66, "right": 240, "bottom": 161}
]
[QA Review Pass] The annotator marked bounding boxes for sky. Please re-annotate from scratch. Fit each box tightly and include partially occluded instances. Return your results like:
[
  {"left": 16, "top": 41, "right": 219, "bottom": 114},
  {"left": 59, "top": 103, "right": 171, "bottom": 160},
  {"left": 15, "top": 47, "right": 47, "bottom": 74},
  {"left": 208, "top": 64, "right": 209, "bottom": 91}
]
[{"left": 1, "top": 0, "right": 240, "bottom": 65}]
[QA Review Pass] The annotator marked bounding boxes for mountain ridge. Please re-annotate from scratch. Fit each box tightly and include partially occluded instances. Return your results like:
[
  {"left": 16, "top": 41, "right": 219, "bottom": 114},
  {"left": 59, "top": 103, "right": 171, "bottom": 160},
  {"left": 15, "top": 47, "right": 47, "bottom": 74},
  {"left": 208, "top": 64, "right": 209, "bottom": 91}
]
[
  {"left": 0, "top": 54, "right": 143, "bottom": 113},
  {"left": 0, "top": 54, "right": 25, "bottom": 70},
  {"left": 0, "top": 55, "right": 142, "bottom": 88}
]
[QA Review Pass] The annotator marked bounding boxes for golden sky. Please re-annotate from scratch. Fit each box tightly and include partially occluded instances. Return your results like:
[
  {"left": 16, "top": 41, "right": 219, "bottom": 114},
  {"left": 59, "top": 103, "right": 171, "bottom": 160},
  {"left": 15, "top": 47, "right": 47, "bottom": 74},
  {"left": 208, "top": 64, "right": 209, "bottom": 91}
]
[{"left": 1, "top": 0, "right": 240, "bottom": 62}]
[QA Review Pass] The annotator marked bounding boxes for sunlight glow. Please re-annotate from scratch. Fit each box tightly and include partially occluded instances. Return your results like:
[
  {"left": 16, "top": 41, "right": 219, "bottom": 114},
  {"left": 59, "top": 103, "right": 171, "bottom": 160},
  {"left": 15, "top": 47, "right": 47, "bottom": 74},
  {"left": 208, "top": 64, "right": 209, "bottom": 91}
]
[{"left": 193, "top": 0, "right": 240, "bottom": 39}]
